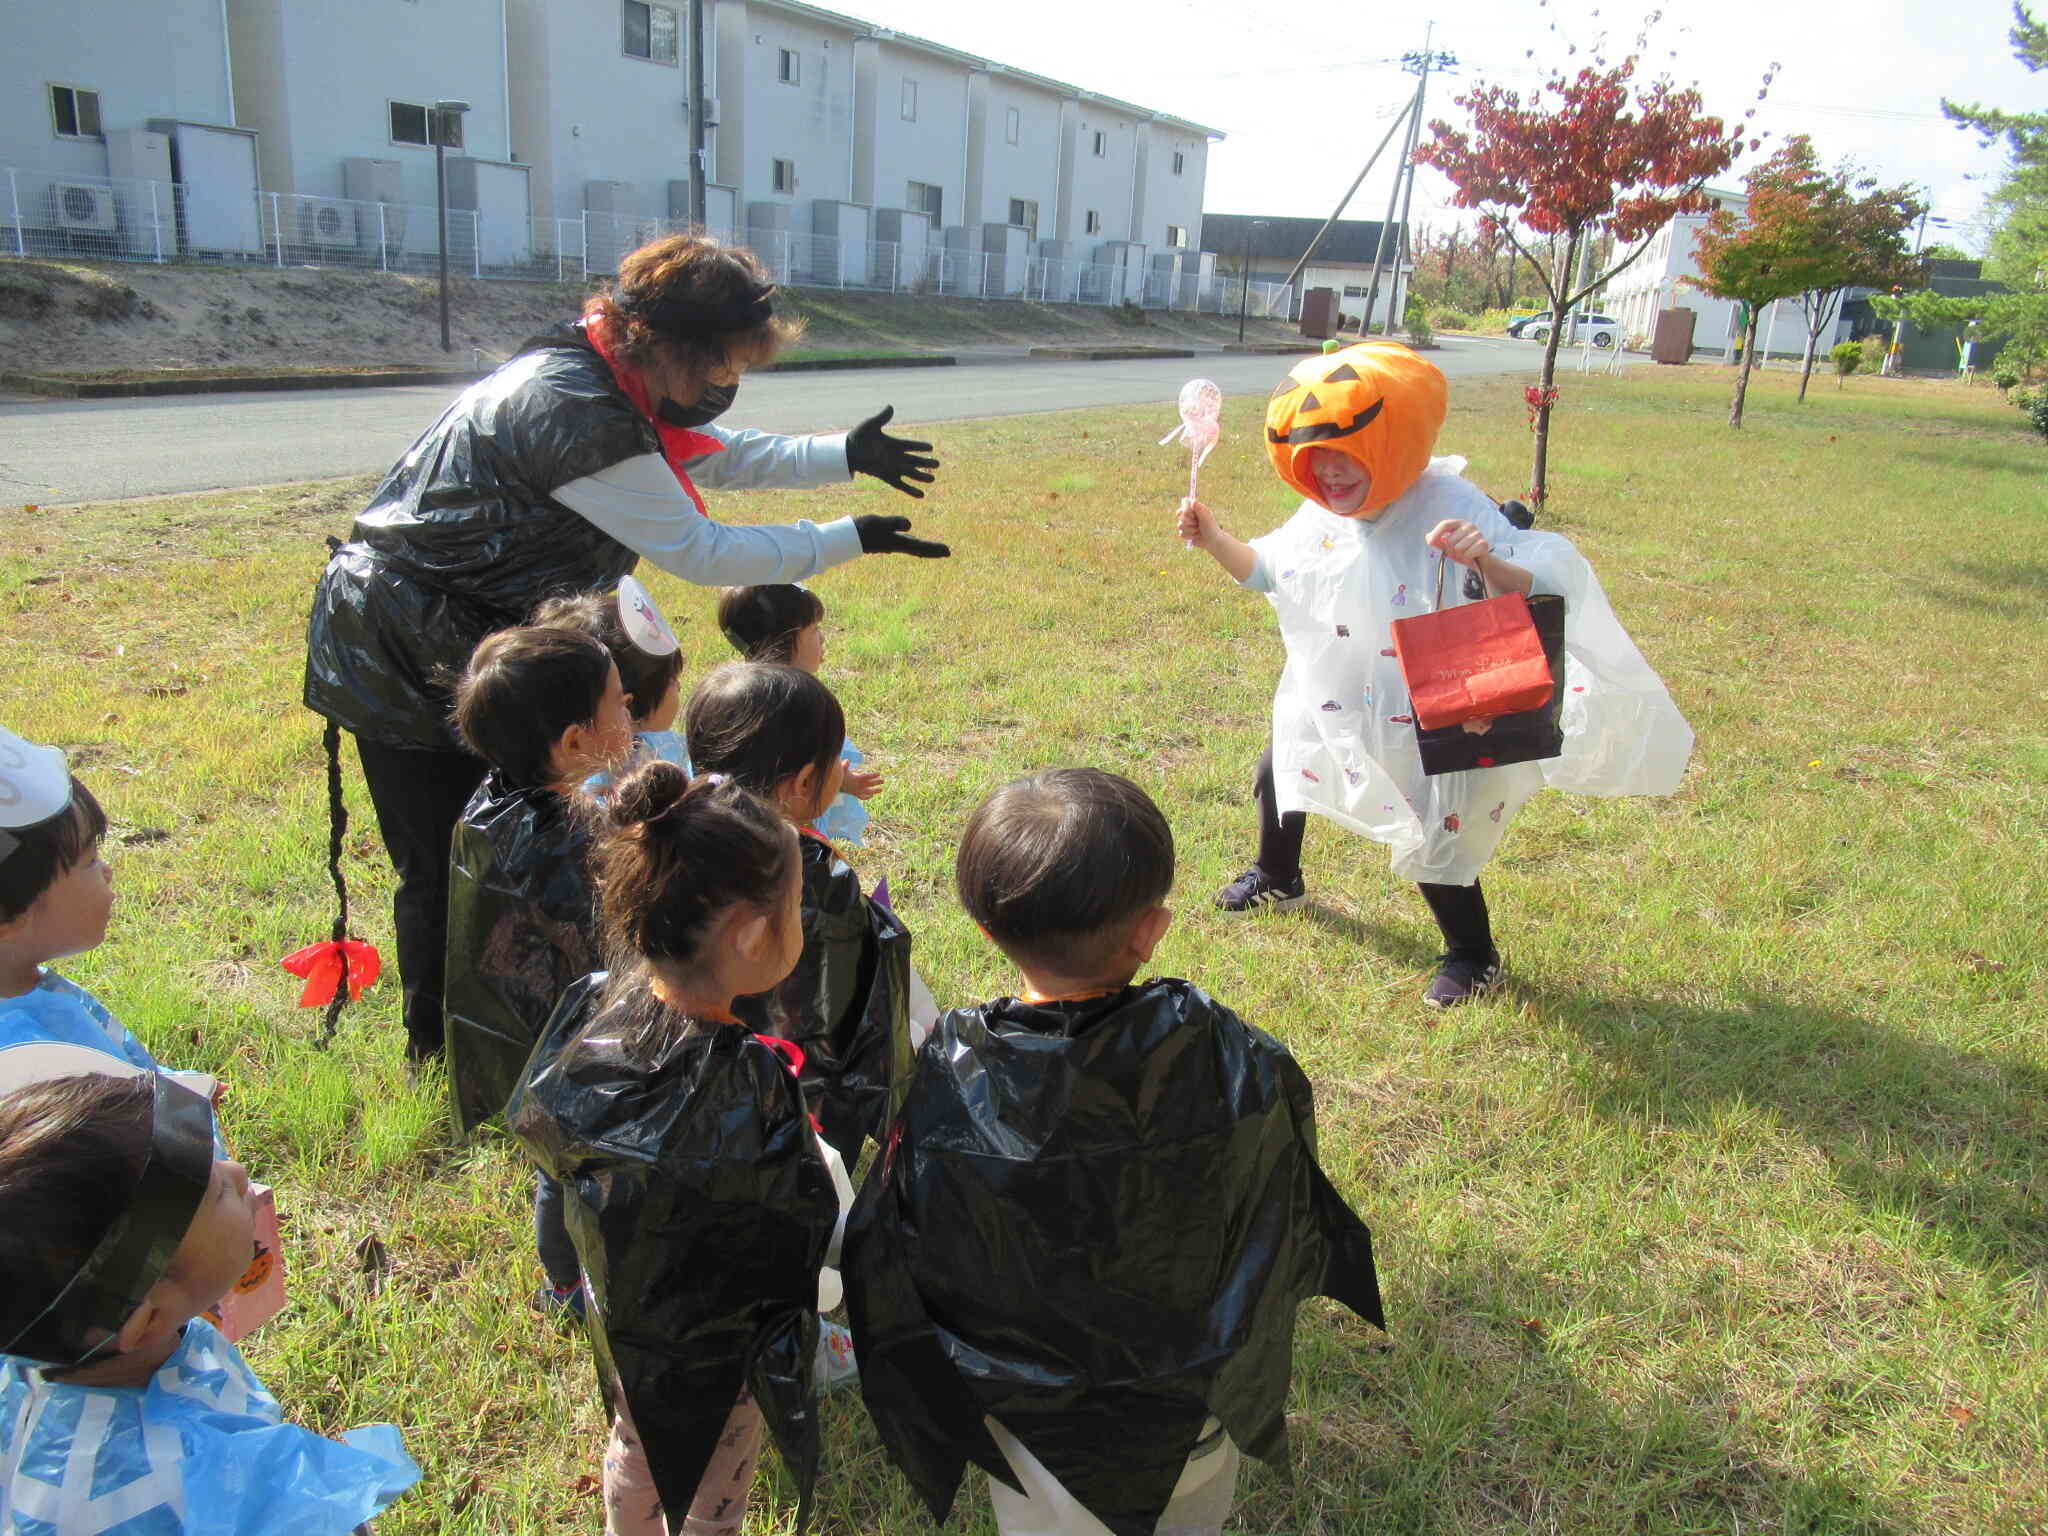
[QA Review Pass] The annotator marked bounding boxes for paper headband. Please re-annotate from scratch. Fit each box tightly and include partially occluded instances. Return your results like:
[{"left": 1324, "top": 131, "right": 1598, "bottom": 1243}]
[
  {"left": 0, "top": 725, "right": 75, "bottom": 867},
  {"left": 618, "top": 575, "right": 680, "bottom": 658},
  {"left": 0, "top": 1044, "right": 216, "bottom": 1367}
]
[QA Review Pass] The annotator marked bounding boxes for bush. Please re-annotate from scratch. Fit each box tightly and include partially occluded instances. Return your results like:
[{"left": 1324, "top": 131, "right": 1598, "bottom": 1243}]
[
  {"left": 2025, "top": 389, "right": 2048, "bottom": 440},
  {"left": 1859, "top": 334, "right": 1888, "bottom": 373},
  {"left": 2011, "top": 384, "right": 2036, "bottom": 414},
  {"left": 1429, "top": 306, "right": 1476, "bottom": 332},
  {"left": 1828, "top": 340, "right": 1862, "bottom": 385},
  {"left": 1991, "top": 356, "right": 2025, "bottom": 393}
]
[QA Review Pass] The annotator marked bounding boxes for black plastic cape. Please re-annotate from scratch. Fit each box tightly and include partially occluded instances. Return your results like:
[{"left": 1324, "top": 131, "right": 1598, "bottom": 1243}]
[
  {"left": 843, "top": 978, "right": 1384, "bottom": 1536},
  {"left": 443, "top": 772, "right": 598, "bottom": 1135},
  {"left": 731, "top": 831, "right": 912, "bottom": 1165},
  {"left": 302, "top": 324, "right": 653, "bottom": 750},
  {"left": 509, "top": 971, "right": 836, "bottom": 1529}
]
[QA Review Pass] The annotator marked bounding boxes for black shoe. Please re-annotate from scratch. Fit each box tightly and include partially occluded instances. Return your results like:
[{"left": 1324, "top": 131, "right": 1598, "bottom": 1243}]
[
  {"left": 1424, "top": 950, "right": 1502, "bottom": 1008},
  {"left": 1215, "top": 867, "right": 1307, "bottom": 914}
]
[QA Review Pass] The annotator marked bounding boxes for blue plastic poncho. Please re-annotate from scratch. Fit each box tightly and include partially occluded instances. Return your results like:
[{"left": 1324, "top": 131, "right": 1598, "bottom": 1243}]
[
  {"left": 810, "top": 739, "right": 870, "bottom": 848},
  {"left": 0, "top": 973, "right": 160, "bottom": 1074},
  {"left": 0, "top": 1318, "right": 417, "bottom": 1534}
]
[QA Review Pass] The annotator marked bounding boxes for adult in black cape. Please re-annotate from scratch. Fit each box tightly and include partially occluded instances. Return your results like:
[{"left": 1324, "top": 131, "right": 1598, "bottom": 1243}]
[{"left": 301, "top": 232, "right": 947, "bottom": 1059}]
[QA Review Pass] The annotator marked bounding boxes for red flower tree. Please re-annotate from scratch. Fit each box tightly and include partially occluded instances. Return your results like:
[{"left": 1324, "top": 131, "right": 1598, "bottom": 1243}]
[{"left": 1417, "top": 26, "right": 1766, "bottom": 506}]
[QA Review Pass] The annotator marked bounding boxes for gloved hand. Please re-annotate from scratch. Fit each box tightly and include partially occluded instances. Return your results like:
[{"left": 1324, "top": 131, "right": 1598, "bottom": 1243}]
[
  {"left": 854, "top": 515, "right": 950, "bottom": 559},
  {"left": 847, "top": 406, "right": 939, "bottom": 498}
]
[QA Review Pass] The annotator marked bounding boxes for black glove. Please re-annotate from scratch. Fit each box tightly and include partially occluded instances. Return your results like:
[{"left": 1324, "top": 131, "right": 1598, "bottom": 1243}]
[
  {"left": 1498, "top": 498, "right": 1535, "bottom": 531},
  {"left": 854, "top": 515, "right": 950, "bottom": 559},
  {"left": 847, "top": 406, "right": 939, "bottom": 498}
]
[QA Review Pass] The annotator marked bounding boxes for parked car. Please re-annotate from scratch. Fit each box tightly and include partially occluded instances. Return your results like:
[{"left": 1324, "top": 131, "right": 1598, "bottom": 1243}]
[
  {"left": 1504, "top": 311, "right": 1546, "bottom": 338},
  {"left": 1523, "top": 311, "right": 1623, "bottom": 349}
]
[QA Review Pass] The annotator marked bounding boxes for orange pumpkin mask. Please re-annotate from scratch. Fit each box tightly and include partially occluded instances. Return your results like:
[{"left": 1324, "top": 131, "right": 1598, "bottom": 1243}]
[{"left": 1265, "top": 341, "right": 1447, "bottom": 516}]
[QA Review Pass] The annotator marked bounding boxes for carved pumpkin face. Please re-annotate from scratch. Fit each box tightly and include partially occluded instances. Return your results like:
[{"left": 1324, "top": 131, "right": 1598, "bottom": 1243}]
[{"left": 1265, "top": 342, "right": 1447, "bottom": 517}]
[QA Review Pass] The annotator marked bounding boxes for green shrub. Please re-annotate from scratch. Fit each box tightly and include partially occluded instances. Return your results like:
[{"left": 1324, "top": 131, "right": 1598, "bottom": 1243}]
[
  {"left": 2011, "top": 384, "right": 2035, "bottom": 415},
  {"left": 1828, "top": 340, "right": 1862, "bottom": 386},
  {"left": 1859, "top": 334, "right": 1888, "bottom": 373},
  {"left": 2022, "top": 389, "right": 2048, "bottom": 439},
  {"left": 1429, "top": 306, "right": 1476, "bottom": 332},
  {"left": 1991, "top": 356, "right": 2025, "bottom": 393}
]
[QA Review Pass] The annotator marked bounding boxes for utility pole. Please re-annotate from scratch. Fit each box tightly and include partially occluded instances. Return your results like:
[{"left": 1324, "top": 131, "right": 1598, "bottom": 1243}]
[
  {"left": 688, "top": 0, "right": 709, "bottom": 225},
  {"left": 1364, "top": 30, "right": 1455, "bottom": 335},
  {"left": 1275, "top": 97, "right": 1415, "bottom": 296}
]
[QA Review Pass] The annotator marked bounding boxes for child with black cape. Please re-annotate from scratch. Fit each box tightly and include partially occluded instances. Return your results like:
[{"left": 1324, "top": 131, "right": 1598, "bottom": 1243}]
[{"left": 844, "top": 769, "right": 1383, "bottom": 1536}]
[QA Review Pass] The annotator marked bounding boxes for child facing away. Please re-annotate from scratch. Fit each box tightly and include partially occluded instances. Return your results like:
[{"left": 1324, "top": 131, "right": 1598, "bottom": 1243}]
[
  {"left": 441, "top": 626, "right": 634, "bottom": 1317},
  {"left": 716, "top": 583, "right": 881, "bottom": 846},
  {"left": 533, "top": 577, "right": 695, "bottom": 788},
  {"left": 686, "top": 661, "right": 916, "bottom": 1167},
  {"left": 508, "top": 767, "right": 849, "bottom": 1536},
  {"left": 844, "top": 768, "right": 1384, "bottom": 1536},
  {"left": 0, "top": 1053, "right": 418, "bottom": 1532},
  {"left": 1176, "top": 341, "right": 1692, "bottom": 1007}
]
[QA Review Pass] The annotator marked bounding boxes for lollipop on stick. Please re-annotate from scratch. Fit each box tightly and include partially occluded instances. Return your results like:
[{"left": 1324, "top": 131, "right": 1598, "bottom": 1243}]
[{"left": 1161, "top": 378, "right": 1223, "bottom": 548}]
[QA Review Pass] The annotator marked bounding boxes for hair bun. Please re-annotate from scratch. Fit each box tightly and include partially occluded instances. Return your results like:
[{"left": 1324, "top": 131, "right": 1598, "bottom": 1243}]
[{"left": 610, "top": 759, "right": 691, "bottom": 827}]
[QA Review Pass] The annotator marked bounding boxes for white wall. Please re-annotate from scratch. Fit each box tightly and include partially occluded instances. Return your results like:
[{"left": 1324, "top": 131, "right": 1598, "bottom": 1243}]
[
  {"left": 1061, "top": 104, "right": 1138, "bottom": 244},
  {"left": 967, "top": 73, "right": 1063, "bottom": 244},
  {"left": 229, "top": 0, "right": 509, "bottom": 203},
  {"left": 1133, "top": 122, "right": 1205, "bottom": 253},
  {"left": 850, "top": 39, "right": 968, "bottom": 229},
  {"left": 721, "top": 1, "right": 859, "bottom": 223},
  {"left": 3, "top": 0, "right": 235, "bottom": 179}
]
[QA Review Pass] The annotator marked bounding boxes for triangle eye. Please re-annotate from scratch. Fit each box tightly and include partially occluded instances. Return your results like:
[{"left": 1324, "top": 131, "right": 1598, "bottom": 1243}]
[
  {"left": 1300, "top": 391, "right": 1322, "bottom": 412},
  {"left": 1269, "top": 378, "right": 1301, "bottom": 401},
  {"left": 1323, "top": 363, "right": 1361, "bottom": 382}
]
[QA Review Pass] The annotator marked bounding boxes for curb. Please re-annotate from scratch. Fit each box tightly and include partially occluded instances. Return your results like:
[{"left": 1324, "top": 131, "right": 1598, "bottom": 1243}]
[
  {"left": 1027, "top": 345, "right": 1198, "bottom": 361},
  {"left": 1218, "top": 343, "right": 1307, "bottom": 355},
  {"left": 764, "top": 354, "right": 957, "bottom": 373}
]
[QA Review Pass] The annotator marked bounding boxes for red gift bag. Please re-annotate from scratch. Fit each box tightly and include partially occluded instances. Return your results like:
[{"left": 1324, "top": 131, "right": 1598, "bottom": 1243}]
[{"left": 1391, "top": 563, "right": 1555, "bottom": 730}]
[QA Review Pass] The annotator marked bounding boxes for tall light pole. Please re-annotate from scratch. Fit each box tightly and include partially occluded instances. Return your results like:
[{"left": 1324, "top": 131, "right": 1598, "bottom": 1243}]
[
  {"left": 434, "top": 99, "right": 472, "bottom": 353},
  {"left": 1236, "top": 219, "right": 1268, "bottom": 343}
]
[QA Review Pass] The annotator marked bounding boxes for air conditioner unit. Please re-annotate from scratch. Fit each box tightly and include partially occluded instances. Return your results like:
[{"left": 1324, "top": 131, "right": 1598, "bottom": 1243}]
[
  {"left": 50, "top": 182, "right": 117, "bottom": 233},
  {"left": 299, "top": 198, "right": 357, "bottom": 251}
]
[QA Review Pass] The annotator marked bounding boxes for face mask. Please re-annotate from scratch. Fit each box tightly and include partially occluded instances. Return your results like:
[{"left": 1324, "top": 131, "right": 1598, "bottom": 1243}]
[{"left": 658, "top": 379, "right": 739, "bottom": 429}]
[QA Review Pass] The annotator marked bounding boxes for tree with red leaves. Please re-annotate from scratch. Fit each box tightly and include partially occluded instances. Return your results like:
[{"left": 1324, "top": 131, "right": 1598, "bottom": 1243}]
[
  {"left": 1690, "top": 136, "right": 1922, "bottom": 424},
  {"left": 1416, "top": 22, "right": 1766, "bottom": 506}
]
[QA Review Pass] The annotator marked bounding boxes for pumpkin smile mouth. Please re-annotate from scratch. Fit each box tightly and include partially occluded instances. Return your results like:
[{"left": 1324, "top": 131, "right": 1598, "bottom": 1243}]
[{"left": 1268, "top": 395, "right": 1384, "bottom": 445}]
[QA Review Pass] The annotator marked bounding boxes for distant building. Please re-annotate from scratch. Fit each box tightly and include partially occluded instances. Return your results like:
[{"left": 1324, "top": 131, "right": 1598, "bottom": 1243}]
[{"left": 1201, "top": 213, "right": 1411, "bottom": 330}]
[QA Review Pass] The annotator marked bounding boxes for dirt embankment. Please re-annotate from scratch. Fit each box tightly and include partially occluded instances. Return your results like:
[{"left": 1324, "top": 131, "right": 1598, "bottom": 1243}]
[{"left": 0, "top": 258, "right": 1298, "bottom": 379}]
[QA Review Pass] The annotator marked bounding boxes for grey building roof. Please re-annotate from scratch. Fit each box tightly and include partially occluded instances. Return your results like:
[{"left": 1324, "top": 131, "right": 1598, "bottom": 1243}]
[{"left": 1201, "top": 213, "right": 1409, "bottom": 264}]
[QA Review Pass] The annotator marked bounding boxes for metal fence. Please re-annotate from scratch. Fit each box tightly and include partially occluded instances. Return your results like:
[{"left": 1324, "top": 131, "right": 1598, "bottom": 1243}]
[{"left": 2, "top": 165, "right": 1298, "bottom": 319}]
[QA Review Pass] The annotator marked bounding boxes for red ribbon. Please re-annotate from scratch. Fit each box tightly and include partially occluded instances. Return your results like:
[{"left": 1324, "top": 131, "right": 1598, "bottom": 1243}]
[
  {"left": 582, "top": 314, "right": 725, "bottom": 517},
  {"left": 751, "top": 1032, "right": 808, "bottom": 1080},
  {"left": 279, "top": 940, "right": 382, "bottom": 1008}
]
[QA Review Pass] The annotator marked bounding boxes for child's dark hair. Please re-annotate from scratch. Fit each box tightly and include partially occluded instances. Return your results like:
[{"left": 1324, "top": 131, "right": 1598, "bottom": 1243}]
[
  {"left": 453, "top": 626, "right": 612, "bottom": 787},
  {"left": 685, "top": 662, "right": 844, "bottom": 798},
  {"left": 530, "top": 589, "right": 685, "bottom": 722},
  {"left": 0, "top": 1074, "right": 156, "bottom": 1357},
  {"left": 956, "top": 768, "right": 1175, "bottom": 976},
  {"left": 716, "top": 584, "right": 825, "bottom": 664},
  {"left": 0, "top": 779, "right": 107, "bottom": 924},
  {"left": 593, "top": 760, "right": 795, "bottom": 980}
]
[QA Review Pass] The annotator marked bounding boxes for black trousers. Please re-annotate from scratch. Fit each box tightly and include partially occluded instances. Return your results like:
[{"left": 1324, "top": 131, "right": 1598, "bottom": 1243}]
[
  {"left": 354, "top": 738, "right": 488, "bottom": 1059},
  {"left": 1252, "top": 747, "right": 1495, "bottom": 957}
]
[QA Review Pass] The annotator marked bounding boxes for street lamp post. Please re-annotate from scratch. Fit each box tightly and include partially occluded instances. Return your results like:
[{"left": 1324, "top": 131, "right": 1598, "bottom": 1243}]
[
  {"left": 1236, "top": 219, "right": 1269, "bottom": 344},
  {"left": 434, "top": 99, "right": 472, "bottom": 353}
]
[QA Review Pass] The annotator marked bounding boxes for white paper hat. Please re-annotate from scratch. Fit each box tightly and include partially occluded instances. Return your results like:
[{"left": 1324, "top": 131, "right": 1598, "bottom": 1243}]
[
  {"left": 618, "top": 575, "right": 681, "bottom": 658},
  {"left": 0, "top": 725, "right": 73, "bottom": 864}
]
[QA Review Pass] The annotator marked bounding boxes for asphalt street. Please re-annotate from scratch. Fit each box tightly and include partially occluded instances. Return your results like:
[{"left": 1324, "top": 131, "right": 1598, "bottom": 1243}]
[{"left": 1, "top": 337, "right": 1544, "bottom": 505}]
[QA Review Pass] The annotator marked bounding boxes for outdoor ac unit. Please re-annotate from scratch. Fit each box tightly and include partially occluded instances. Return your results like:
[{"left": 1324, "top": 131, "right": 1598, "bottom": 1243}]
[
  {"left": 299, "top": 198, "right": 356, "bottom": 250},
  {"left": 50, "top": 182, "right": 117, "bottom": 233}
]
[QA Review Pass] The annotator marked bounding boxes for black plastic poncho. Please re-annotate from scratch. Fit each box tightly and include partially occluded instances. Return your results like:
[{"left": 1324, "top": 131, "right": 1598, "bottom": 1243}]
[
  {"left": 443, "top": 773, "right": 597, "bottom": 1135},
  {"left": 509, "top": 972, "right": 836, "bottom": 1529},
  {"left": 302, "top": 326, "right": 652, "bottom": 750},
  {"left": 843, "top": 978, "right": 1384, "bottom": 1536},
  {"left": 730, "top": 832, "right": 912, "bottom": 1165}
]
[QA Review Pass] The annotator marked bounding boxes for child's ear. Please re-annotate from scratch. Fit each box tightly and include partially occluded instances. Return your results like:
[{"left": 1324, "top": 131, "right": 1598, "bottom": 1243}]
[
  {"left": 781, "top": 764, "right": 819, "bottom": 816},
  {"left": 1128, "top": 904, "right": 1173, "bottom": 965},
  {"left": 730, "top": 909, "right": 774, "bottom": 964},
  {"left": 111, "top": 1291, "right": 175, "bottom": 1358}
]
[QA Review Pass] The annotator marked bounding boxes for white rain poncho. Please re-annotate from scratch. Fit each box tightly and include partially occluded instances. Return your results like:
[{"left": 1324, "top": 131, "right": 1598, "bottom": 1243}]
[
  {"left": 0, "top": 1317, "right": 417, "bottom": 1534},
  {"left": 1245, "top": 457, "right": 1692, "bottom": 886}
]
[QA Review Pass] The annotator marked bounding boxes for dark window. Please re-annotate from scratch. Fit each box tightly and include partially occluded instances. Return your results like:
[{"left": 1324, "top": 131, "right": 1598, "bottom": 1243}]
[
  {"left": 51, "top": 85, "right": 102, "bottom": 139},
  {"left": 1092, "top": 130, "right": 1106, "bottom": 157},
  {"left": 390, "top": 100, "right": 462, "bottom": 148},
  {"left": 908, "top": 180, "right": 942, "bottom": 222},
  {"left": 624, "top": 1, "right": 678, "bottom": 64},
  {"left": 773, "top": 158, "right": 796, "bottom": 194},
  {"left": 1172, "top": 150, "right": 1185, "bottom": 175},
  {"left": 778, "top": 48, "right": 800, "bottom": 85}
]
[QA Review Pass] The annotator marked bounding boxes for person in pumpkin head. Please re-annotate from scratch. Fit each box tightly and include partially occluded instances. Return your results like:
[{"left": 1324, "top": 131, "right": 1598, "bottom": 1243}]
[
  {"left": 1177, "top": 341, "right": 1692, "bottom": 1007},
  {"left": 302, "top": 233, "right": 947, "bottom": 1062}
]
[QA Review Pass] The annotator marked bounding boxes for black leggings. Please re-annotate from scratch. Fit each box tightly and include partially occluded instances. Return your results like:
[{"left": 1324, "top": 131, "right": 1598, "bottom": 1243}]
[{"left": 1252, "top": 747, "right": 1494, "bottom": 956}]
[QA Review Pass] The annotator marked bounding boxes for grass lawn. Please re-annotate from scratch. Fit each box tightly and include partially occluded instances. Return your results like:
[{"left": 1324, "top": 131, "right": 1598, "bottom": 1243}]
[{"left": 0, "top": 362, "right": 2042, "bottom": 1534}]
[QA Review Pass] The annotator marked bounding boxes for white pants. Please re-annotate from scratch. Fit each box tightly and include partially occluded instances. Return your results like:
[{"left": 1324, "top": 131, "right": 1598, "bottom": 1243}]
[{"left": 986, "top": 1417, "right": 1241, "bottom": 1536}]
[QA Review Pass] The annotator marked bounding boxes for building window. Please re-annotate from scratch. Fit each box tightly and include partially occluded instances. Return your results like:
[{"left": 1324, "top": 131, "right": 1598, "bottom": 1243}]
[
  {"left": 49, "top": 84, "right": 103, "bottom": 140},
  {"left": 389, "top": 99, "right": 463, "bottom": 148},
  {"left": 1005, "top": 107, "right": 1021, "bottom": 145},
  {"left": 772, "top": 158, "right": 797, "bottom": 194},
  {"left": 1008, "top": 198, "right": 1038, "bottom": 236},
  {"left": 908, "top": 180, "right": 943, "bottom": 223},
  {"left": 1084, "top": 209, "right": 1101, "bottom": 235},
  {"left": 1165, "top": 224, "right": 1186, "bottom": 248},
  {"left": 900, "top": 79, "right": 918, "bottom": 121},
  {"left": 623, "top": 1, "right": 679, "bottom": 65},
  {"left": 1172, "top": 150, "right": 1185, "bottom": 175},
  {"left": 1091, "top": 130, "right": 1106, "bottom": 157},
  {"left": 778, "top": 47, "right": 800, "bottom": 85}
]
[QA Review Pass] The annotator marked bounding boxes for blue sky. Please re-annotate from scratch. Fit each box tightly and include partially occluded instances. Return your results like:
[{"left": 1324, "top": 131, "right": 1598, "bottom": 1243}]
[{"left": 844, "top": 0, "right": 2037, "bottom": 254}]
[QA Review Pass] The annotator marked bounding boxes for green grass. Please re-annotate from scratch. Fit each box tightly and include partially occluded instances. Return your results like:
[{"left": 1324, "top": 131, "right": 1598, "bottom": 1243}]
[{"left": 1, "top": 362, "right": 2043, "bottom": 1533}]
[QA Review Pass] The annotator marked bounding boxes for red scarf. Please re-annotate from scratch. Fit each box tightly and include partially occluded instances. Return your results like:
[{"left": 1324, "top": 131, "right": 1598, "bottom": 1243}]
[{"left": 583, "top": 314, "right": 725, "bottom": 518}]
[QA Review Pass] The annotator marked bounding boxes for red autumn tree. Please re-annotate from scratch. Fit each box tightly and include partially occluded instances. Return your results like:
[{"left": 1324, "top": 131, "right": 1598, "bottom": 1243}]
[
  {"left": 1416, "top": 36, "right": 1765, "bottom": 506},
  {"left": 1690, "top": 136, "right": 1922, "bottom": 424}
]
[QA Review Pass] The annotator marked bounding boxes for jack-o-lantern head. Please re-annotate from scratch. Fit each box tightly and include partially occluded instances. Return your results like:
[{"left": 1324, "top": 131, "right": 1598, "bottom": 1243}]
[{"left": 1265, "top": 341, "right": 1447, "bottom": 516}]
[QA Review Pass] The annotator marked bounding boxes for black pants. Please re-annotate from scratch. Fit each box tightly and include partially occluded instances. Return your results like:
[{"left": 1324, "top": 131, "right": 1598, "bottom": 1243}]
[
  {"left": 533, "top": 1173, "right": 581, "bottom": 1292},
  {"left": 1252, "top": 747, "right": 1495, "bottom": 957},
  {"left": 355, "top": 738, "right": 488, "bottom": 1059}
]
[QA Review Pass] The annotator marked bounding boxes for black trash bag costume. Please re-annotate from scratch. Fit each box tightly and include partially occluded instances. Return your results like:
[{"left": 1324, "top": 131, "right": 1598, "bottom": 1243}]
[
  {"left": 443, "top": 773, "right": 597, "bottom": 1134},
  {"left": 303, "top": 325, "right": 651, "bottom": 750},
  {"left": 843, "top": 978, "right": 1384, "bottom": 1536},
  {"left": 731, "top": 830, "right": 912, "bottom": 1166},
  {"left": 509, "top": 971, "right": 837, "bottom": 1530}
]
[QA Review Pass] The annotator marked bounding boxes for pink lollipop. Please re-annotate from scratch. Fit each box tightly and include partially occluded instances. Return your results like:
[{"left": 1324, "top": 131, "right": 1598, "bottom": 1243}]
[{"left": 1161, "top": 377, "right": 1223, "bottom": 548}]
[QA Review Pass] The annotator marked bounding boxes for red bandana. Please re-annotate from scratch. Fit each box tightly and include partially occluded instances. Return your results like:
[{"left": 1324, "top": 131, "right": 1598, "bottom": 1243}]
[{"left": 583, "top": 314, "right": 726, "bottom": 518}]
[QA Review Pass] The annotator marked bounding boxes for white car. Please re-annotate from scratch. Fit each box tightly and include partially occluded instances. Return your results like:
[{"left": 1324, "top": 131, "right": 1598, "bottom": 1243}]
[{"left": 1524, "top": 311, "right": 1622, "bottom": 349}]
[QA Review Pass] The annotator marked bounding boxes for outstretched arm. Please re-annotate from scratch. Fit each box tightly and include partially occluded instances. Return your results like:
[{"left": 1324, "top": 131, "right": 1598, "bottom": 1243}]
[{"left": 1175, "top": 497, "right": 1259, "bottom": 585}]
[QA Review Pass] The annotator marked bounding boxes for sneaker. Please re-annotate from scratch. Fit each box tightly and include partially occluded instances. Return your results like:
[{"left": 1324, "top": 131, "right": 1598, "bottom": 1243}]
[
  {"left": 531, "top": 1281, "right": 587, "bottom": 1323},
  {"left": 1423, "top": 950, "right": 1502, "bottom": 1009},
  {"left": 1214, "top": 867, "right": 1307, "bottom": 914},
  {"left": 816, "top": 1319, "right": 859, "bottom": 1395}
]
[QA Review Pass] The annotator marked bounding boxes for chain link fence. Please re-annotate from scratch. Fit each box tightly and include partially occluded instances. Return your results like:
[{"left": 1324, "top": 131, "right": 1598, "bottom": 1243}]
[{"left": 2, "top": 165, "right": 1298, "bottom": 320}]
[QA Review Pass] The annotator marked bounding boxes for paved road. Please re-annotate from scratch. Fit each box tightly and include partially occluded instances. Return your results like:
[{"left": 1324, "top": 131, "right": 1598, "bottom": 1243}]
[{"left": 1, "top": 337, "right": 1542, "bottom": 505}]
